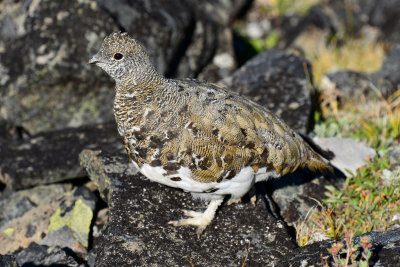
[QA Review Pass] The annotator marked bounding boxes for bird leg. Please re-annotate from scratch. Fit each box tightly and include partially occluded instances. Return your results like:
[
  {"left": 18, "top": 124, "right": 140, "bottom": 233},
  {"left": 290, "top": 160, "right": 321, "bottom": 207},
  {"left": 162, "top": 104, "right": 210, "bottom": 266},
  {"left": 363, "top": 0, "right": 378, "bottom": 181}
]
[
  {"left": 168, "top": 198, "right": 223, "bottom": 237},
  {"left": 227, "top": 187, "right": 257, "bottom": 206},
  {"left": 248, "top": 186, "right": 257, "bottom": 207}
]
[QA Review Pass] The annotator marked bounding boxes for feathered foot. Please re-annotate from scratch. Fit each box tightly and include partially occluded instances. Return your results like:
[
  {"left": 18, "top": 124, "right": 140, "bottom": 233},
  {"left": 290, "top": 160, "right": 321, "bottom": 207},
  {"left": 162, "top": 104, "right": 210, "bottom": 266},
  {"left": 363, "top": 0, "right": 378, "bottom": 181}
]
[{"left": 168, "top": 198, "right": 223, "bottom": 238}]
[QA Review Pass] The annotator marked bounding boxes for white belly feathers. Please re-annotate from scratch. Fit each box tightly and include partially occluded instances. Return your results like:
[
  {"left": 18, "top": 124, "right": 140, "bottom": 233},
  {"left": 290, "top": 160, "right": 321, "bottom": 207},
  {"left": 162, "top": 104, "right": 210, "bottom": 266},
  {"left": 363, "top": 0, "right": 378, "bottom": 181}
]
[{"left": 136, "top": 160, "right": 279, "bottom": 200}]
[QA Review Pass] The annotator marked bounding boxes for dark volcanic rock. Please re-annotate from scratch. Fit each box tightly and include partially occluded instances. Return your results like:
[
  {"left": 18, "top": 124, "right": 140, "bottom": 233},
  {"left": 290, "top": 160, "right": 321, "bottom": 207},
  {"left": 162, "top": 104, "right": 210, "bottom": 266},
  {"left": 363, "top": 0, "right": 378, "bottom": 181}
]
[
  {"left": 0, "top": 118, "right": 30, "bottom": 142},
  {"left": 369, "top": 0, "right": 400, "bottom": 43},
  {"left": 0, "top": 255, "right": 17, "bottom": 267},
  {"left": 80, "top": 149, "right": 296, "bottom": 266},
  {"left": 95, "top": 0, "right": 194, "bottom": 78},
  {"left": 0, "top": 0, "right": 118, "bottom": 134},
  {"left": 222, "top": 50, "right": 313, "bottom": 133},
  {"left": 321, "top": 44, "right": 400, "bottom": 100},
  {"left": 15, "top": 243, "right": 84, "bottom": 267},
  {"left": 0, "top": 122, "right": 121, "bottom": 190},
  {"left": 278, "top": 5, "right": 336, "bottom": 50},
  {"left": 96, "top": 0, "right": 247, "bottom": 80},
  {"left": 322, "top": 70, "right": 373, "bottom": 98},
  {"left": 274, "top": 0, "right": 400, "bottom": 61},
  {"left": 79, "top": 146, "right": 400, "bottom": 266},
  {"left": 372, "top": 44, "right": 400, "bottom": 97},
  {"left": 279, "top": 0, "right": 400, "bottom": 47},
  {"left": 327, "top": 0, "right": 400, "bottom": 43}
]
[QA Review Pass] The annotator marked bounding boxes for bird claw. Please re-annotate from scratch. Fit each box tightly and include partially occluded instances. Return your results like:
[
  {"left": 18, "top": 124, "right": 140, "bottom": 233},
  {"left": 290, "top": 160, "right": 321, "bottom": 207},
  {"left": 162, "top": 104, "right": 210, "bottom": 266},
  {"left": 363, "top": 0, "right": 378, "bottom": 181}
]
[
  {"left": 168, "top": 211, "right": 207, "bottom": 239},
  {"left": 250, "top": 195, "right": 257, "bottom": 207},
  {"left": 167, "top": 199, "right": 223, "bottom": 237},
  {"left": 226, "top": 198, "right": 241, "bottom": 205}
]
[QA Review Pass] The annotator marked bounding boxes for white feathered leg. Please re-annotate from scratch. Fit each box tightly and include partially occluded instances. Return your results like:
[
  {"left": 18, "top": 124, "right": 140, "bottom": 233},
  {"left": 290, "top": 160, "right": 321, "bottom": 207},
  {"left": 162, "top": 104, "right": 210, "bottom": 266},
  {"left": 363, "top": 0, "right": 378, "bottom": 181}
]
[{"left": 168, "top": 198, "right": 223, "bottom": 237}]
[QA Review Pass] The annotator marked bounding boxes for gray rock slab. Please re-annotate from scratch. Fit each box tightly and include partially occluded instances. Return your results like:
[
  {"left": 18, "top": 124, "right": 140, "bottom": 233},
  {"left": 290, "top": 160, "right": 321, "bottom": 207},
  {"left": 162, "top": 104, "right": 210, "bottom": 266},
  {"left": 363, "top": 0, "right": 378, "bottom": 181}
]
[
  {"left": 0, "top": 122, "right": 122, "bottom": 190},
  {"left": 313, "top": 137, "right": 376, "bottom": 176},
  {"left": 0, "top": 184, "right": 72, "bottom": 230},
  {"left": 39, "top": 226, "right": 79, "bottom": 250},
  {"left": 389, "top": 145, "right": 400, "bottom": 168},
  {"left": 80, "top": 149, "right": 296, "bottom": 266},
  {"left": 0, "top": 185, "right": 96, "bottom": 255},
  {"left": 222, "top": 50, "right": 313, "bottom": 133},
  {"left": 79, "top": 149, "right": 137, "bottom": 204}
]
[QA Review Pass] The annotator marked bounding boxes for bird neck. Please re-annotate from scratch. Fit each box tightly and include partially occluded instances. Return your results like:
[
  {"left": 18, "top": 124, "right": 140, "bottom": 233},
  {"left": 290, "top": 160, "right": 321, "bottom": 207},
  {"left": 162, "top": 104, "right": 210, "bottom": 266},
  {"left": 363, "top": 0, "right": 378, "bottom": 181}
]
[
  {"left": 114, "top": 73, "right": 166, "bottom": 107},
  {"left": 113, "top": 68, "right": 166, "bottom": 133},
  {"left": 116, "top": 65, "right": 166, "bottom": 90}
]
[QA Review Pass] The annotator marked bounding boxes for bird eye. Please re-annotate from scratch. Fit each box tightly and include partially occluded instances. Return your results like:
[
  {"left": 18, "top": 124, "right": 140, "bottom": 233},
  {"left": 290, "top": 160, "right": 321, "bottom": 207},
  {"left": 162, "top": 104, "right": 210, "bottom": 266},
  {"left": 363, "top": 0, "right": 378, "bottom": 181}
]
[{"left": 114, "top": 53, "right": 123, "bottom": 60}]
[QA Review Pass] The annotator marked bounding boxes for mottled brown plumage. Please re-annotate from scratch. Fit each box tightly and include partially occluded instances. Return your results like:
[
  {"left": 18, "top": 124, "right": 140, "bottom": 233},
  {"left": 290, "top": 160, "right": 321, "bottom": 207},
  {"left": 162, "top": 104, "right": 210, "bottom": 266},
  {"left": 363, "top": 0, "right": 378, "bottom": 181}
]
[{"left": 89, "top": 32, "right": 332, "bottom": 236}]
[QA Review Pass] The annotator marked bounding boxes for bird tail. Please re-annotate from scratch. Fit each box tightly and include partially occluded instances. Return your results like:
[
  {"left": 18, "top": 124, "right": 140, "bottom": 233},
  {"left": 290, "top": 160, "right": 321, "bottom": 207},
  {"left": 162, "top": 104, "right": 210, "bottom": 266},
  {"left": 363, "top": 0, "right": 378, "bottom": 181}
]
[{"left": 306, "top": 149, "right": 334, "bottom": 174}]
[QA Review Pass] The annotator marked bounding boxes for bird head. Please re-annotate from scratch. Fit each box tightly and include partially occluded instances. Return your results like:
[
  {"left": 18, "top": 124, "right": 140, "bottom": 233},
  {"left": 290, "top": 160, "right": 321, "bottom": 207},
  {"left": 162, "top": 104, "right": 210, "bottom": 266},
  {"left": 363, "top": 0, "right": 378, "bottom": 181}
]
[{"left": 89, "top": 32, "right": 157, "bottom": 83}]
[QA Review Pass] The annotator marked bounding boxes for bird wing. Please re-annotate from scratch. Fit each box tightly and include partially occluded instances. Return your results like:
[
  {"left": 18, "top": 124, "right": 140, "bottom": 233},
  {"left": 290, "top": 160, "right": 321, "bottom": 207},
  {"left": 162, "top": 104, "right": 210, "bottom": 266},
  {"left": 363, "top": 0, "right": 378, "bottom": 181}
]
[{"left": 167, "top": 79, "right": 308, "bottom": 183}]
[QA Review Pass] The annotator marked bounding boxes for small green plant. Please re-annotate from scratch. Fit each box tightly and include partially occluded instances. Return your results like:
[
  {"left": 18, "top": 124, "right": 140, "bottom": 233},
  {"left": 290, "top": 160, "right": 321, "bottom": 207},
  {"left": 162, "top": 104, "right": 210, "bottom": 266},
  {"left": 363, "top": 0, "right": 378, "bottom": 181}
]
[
  {"left": 297, "top": 154, "right": 400, "bottom": 245},
  {"left": 295, "top": 203, "right": 344, "bottom": 246},
  {"left": 315, "top": 88, "right": 400, "bottom": 150},
  {"left": 291, "top": 3, "right": 399, "bottom": 262},
  {"left": 295, "top": 206, "right": 327, "bottom": 246},
  {"left": 320, "top": 232, "right": 372, "bottom": 267},
  {"left": 296, "top": 80, "right": 399, "bottom": 247},
  {"left": 261, "top": 0, "right": 321, "bottom": 17},
  {"left": 247, "top": 30, "right": 280, "bottom": 52}
]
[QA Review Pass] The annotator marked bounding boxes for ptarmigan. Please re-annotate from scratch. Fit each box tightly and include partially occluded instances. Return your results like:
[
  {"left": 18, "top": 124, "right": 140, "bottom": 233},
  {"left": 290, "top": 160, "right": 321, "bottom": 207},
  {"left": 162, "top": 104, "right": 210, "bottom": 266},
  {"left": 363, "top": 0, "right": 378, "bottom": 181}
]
[{"left": 89, "top": 32, "right": 333, "bottom": 236}]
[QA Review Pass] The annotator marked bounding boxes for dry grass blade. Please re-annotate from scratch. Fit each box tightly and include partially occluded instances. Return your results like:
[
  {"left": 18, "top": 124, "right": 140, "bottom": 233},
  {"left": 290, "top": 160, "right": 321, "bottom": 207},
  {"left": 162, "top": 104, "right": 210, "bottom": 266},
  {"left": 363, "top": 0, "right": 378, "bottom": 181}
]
[{"left": 241, "top": 241, "right": 251, "bottom": 267}]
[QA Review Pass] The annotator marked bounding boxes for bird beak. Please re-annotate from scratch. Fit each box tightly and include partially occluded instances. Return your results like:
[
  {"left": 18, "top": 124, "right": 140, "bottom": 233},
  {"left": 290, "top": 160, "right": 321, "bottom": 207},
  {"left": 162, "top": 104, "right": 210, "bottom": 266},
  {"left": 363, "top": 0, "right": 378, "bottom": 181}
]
[{"left": 88, "top": 54, "right": 99, "bottom": 65}]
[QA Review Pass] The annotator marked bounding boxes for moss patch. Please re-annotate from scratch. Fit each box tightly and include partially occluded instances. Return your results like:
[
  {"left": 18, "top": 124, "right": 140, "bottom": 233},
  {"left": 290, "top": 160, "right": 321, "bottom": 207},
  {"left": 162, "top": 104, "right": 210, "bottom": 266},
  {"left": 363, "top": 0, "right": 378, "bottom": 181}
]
[
  {"left": 48, "top": 198, "right": 93, "bottom": 247},
  {"left": 3, "top": 228, "right": 15, "bottom": 236}
]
